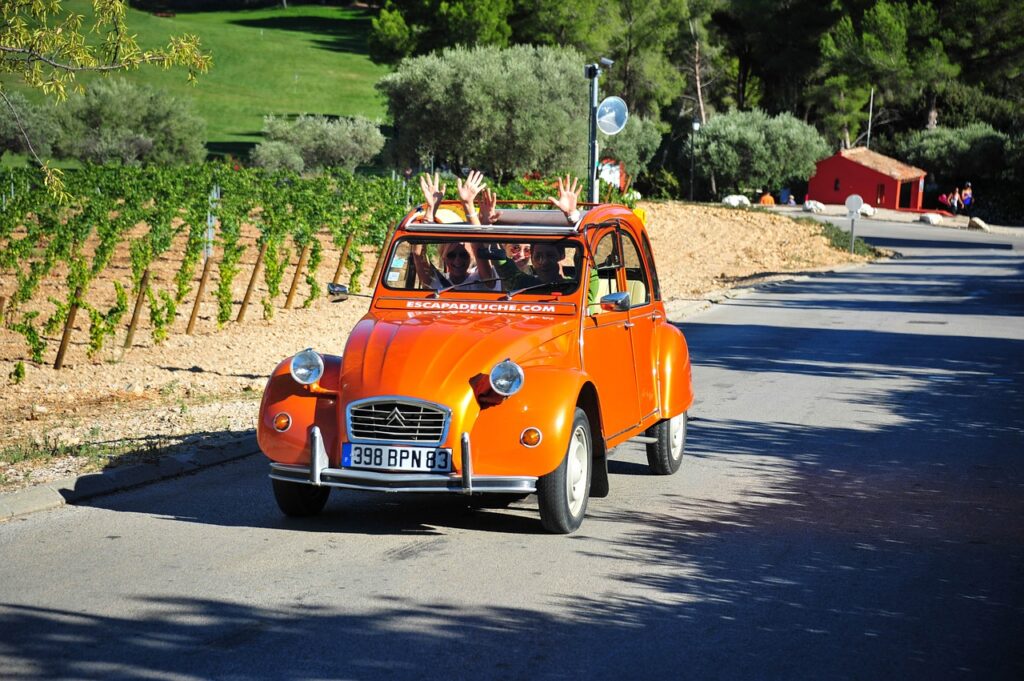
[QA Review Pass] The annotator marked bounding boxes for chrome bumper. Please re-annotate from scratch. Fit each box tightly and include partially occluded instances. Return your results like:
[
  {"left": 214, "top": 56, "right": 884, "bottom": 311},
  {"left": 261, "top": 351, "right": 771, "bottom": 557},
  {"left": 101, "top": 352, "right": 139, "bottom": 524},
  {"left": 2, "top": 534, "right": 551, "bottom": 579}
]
[{"left": 268, "top": 427, "right": 537, "bottom": 494}]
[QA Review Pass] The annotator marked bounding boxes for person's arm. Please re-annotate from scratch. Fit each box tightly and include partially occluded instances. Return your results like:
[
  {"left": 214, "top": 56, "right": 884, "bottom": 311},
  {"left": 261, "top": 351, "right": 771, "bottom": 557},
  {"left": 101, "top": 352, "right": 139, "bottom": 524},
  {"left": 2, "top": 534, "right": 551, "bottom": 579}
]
[
  {"left": 457, "top": 170, "right": 498, "bottom": 282},
  {"left": 480, "top": 187, "right": 501, "bottom": 225},
  {"left": 419, "top": 172, "right": 446, "bottom": 223},
  {"left": 547, "top": 174, "right": 582, "bottom": 224},
  {"left": 411, "top": 243, "right": 436, "bottom": 288}
]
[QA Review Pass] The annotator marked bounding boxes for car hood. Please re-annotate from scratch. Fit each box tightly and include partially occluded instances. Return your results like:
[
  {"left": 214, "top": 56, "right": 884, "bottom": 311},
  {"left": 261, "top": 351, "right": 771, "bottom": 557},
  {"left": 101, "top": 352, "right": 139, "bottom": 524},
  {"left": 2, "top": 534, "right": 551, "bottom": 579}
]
[{"left": 340, "top": 308, "right": 577, "bottom": 403}]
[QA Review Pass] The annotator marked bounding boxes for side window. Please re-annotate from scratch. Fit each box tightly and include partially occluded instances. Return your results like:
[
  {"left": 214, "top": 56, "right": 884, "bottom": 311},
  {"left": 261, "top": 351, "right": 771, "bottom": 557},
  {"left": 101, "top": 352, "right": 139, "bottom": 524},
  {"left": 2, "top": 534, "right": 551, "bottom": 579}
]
[
  {"left": 640, "top": 232, "right": 661, "bottom": 301},
  {"left": 621, "top": 232, "right": 650, "bottom": 306},
  {"left": 591, "top": 232, "right": 621, "bottom": 314}
]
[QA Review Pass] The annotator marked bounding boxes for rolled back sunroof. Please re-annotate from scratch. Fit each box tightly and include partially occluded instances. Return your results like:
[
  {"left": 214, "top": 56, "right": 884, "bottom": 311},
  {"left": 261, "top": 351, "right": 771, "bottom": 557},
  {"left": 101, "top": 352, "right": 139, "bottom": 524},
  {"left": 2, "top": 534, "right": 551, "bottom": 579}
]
[{"left": 404, "top": 208, "right": 590, "bottom": 235}]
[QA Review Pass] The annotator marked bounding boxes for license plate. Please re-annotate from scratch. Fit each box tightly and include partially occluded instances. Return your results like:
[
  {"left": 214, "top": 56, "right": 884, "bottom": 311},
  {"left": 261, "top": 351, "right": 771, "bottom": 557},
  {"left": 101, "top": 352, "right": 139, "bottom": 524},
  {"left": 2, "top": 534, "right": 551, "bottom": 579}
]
[{"left": 342, "top": 443, "right": 452, "bottom": 473}]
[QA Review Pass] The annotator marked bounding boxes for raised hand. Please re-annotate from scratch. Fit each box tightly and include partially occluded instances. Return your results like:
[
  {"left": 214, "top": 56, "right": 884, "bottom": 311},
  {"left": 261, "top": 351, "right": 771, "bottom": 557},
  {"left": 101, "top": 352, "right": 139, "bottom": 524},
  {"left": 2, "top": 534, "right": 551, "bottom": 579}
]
[
  {"left": 547, "top": 174, "right": 582, "bottom": 217},
  {"left": 480, "top": 187, "right": 502, "bottom": 225},
  {"left": 457, "top": 170, "right": 486, "bottom": 211},
  {"left": 419, "top": 172, "right": 446, "bottom": 222}
]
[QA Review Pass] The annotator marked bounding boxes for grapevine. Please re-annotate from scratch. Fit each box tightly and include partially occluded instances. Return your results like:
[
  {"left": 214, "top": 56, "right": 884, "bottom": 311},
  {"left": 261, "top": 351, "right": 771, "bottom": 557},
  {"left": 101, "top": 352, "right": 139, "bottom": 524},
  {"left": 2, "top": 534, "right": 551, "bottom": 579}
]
[{"left": 1, "top": 164, "right": 583, "bottom": 367}]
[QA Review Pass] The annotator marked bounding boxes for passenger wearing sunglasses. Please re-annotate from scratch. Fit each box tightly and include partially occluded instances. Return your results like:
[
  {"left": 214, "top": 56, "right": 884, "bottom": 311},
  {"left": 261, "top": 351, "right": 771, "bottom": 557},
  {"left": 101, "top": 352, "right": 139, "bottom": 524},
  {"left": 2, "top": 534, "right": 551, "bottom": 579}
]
[{"left": 412, "top": 171, "right": 500, "bottom": 292}]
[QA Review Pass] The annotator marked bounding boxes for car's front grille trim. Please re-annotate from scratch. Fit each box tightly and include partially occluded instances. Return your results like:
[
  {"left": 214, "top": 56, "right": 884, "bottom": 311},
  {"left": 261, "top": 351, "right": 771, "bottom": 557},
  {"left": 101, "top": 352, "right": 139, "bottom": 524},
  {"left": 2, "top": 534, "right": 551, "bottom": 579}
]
[{"left": 346, "top": 397, "right": 451, "bottom": 446}]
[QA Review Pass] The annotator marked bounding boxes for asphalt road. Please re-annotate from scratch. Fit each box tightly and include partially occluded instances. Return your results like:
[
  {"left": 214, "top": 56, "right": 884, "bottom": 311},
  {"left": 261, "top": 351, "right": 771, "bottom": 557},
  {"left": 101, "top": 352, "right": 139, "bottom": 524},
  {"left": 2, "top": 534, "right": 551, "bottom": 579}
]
[{"left": 1, "top": 219, "right": 1022, "bottom": 680}]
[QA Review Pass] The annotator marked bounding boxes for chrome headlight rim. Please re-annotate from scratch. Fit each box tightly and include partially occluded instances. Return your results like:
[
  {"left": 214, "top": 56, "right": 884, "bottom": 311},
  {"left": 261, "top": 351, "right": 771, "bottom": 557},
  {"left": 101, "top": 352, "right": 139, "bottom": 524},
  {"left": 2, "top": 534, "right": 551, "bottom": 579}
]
[
  {"left": 290, "top": 348, "right": 324, "bottom": 386},
  {"left": 489, "top": 358, "right": 525, "bottom": 397}
]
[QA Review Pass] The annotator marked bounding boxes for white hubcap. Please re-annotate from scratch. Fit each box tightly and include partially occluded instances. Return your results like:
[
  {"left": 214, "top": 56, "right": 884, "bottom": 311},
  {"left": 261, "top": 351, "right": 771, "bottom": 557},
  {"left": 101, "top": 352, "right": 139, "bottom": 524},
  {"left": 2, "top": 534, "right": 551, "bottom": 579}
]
[
  {"left": 566, "top": 425, "right": 589, "bottom": 516},
  {"left": 670, "top": 413, "right": 685, "bottom": 460}
]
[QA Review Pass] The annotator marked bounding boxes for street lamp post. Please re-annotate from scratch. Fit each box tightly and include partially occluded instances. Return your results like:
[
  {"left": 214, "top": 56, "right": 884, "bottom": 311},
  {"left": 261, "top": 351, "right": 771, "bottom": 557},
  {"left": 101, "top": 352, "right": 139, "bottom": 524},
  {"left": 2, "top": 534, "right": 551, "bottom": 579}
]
[
  {"left": 690, "top": 117, "right": 700, "bottom": 201},
  {"left": 585, "top": 57, "right": 614, "bottom": 203}
]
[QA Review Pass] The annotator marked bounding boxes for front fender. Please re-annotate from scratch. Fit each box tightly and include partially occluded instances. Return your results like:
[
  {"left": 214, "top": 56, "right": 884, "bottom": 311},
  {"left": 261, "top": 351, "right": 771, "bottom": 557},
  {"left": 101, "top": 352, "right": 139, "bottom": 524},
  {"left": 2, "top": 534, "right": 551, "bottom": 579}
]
[
  {"left": 257, "top": 354, "right": 342, "bottom": 465},
  {"left": 658, "top": 323, "right": 694, "bottom": 417},
  {"left": 469, "top": 367, "right": 585, "bottom": 477}
]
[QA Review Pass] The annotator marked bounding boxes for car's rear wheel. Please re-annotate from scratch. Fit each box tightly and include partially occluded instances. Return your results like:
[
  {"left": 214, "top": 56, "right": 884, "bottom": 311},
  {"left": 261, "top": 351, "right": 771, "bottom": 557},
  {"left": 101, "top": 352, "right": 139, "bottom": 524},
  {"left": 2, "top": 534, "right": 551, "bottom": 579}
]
[
  {"left": 645, "top": 411, "right": 687, "bottom": 475},
  {"left": 537, "top": 408, "right": 592, "bottom": 534},
  {"left": 272, "top": 478, "right": 330, "bottom": 516}
]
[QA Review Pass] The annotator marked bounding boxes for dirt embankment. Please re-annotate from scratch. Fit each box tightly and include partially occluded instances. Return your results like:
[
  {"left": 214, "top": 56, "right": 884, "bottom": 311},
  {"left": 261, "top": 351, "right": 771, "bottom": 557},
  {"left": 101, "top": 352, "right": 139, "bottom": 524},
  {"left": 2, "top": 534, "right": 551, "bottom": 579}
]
[{"left": 0, "top": 202, "right": 868, "bottom": 491}]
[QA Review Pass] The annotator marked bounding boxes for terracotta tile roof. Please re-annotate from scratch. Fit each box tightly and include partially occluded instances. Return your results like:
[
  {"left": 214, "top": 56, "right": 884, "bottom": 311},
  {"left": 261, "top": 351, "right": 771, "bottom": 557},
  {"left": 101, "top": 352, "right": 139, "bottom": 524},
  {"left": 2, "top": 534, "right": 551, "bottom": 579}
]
[{"left": 839, "top": 147, "right": 926, "bottom": 181}]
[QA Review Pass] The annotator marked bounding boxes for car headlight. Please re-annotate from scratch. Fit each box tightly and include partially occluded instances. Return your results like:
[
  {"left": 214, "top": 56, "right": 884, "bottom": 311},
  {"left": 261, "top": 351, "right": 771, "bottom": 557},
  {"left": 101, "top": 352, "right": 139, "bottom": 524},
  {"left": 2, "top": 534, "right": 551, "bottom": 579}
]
[
  {"left": 290, "top": 348, "right": 324, "bottom": 385},
  {"left": 489, "top": 359, "right": 524, "bottom": 397}
]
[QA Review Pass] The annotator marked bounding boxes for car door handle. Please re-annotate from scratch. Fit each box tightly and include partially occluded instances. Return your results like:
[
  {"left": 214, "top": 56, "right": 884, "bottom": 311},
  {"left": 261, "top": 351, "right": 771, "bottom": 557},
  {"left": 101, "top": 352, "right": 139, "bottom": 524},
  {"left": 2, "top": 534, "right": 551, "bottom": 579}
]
[
  {"left": 624, "top": 322, "right": 635, "bottom": 329},
  {"left": 652, "top": 311, "right": 663, "bottom": 321}
]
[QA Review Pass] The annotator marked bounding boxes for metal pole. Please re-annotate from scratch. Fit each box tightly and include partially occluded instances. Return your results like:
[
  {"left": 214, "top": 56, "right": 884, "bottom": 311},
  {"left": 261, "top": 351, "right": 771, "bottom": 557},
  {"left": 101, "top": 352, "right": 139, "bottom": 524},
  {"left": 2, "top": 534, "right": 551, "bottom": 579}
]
[
  {"left": 689, "top": 133, "right": 696, "bottom": 201},
  {"left": 588, "top": 68, "right": 600, "bottom": 203},
  {"left": 850, "top": 217, "right": 856, "bottom": 253}
]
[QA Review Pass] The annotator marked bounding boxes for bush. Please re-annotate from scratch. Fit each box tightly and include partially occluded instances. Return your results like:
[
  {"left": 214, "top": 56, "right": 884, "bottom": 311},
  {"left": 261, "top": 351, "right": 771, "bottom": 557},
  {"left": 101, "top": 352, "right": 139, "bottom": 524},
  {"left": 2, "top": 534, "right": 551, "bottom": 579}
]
[
  {"left": 252, "top": 115, "right": 384, "bottom": 173},
  {"left": 0, "top": 93, "right": 60, "bottom": 160},
  {"left": 889, "top": 124, "right": 1010, "bottom": 188},
  {"left": 601, "top": 115, "right": 663, "bottom": 182},
  {"left": 887, "top": 124, "right": 1020, "bottom": 223},
  {"left": 54, "top": 79, "right": 206, "bottom": 165},
  {"left": 692, "top": 110, "right": 830, "bottom": 197},
  {"left": 376, "top": 45, "right": 588, "bottom": 180},
  {"left": 250, "top": 140, "right": 305, "bottom": 173}
]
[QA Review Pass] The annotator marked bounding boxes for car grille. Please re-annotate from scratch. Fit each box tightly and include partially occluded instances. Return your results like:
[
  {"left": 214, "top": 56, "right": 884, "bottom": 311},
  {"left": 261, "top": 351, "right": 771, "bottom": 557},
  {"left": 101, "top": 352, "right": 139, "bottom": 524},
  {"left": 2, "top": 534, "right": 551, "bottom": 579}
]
[{"left": 348, "top": 400, "right": 448, "bottom": 444}]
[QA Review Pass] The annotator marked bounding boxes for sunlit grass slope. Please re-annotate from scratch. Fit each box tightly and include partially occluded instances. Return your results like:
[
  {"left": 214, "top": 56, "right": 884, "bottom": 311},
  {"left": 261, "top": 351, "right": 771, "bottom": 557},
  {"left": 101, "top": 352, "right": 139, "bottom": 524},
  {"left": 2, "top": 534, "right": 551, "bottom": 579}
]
[{"left": 1, "top": 2, "right": 389, "bottom": 148}]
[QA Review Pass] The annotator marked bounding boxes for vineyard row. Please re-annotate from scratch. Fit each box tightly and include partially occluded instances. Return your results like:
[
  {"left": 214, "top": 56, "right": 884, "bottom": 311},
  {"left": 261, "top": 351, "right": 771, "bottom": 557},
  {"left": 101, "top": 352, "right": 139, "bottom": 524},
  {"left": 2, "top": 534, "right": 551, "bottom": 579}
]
[
  {"left": 0, "top": 165, "right": 584, "bottom": 371},
  {"left": 0, "top": 165, "right": 413, "bottom": 370}
]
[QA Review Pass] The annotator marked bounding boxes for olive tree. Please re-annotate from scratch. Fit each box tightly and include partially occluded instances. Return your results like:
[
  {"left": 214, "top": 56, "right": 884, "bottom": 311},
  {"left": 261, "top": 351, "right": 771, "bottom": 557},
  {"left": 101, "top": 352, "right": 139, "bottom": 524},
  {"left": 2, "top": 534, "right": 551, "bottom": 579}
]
[
  {"left": 251, "top": 115, "right": 384, "bottom": 173},
  {"left": 0, "top": 93, "right": 59, "bottom": 159},
  {"left": 601, "top": 115, "right": 663, "bottom": 181},
  {"left": 693, "top": 110, "right": 830, "bottom": 196},
  {"left": 376, "top": 45, "right": 589, "bottom": 179},
  {"left": 54, "top": 79, "right": 206, "bottom": 165}
]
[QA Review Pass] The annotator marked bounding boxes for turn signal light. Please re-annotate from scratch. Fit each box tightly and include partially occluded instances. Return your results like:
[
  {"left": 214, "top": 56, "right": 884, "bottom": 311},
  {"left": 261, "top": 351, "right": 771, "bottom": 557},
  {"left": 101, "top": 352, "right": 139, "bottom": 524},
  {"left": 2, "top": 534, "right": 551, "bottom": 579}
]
[
  {"left": 520, "top": 427, "right": 542, "bottom": 447},
  {"left": 273, "top": 412, "right": 292, "bottom": 432}
]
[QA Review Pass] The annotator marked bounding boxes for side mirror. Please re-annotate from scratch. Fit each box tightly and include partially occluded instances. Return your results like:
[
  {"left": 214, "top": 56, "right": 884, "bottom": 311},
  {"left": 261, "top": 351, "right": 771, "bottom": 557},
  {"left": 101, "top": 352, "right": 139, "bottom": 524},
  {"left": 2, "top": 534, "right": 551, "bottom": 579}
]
[
  {"left": 600, "top": 291, "right": 631, "bottom": 312},
  {"left": 327, "top": 282, "right": 350, "bottom": 302}
]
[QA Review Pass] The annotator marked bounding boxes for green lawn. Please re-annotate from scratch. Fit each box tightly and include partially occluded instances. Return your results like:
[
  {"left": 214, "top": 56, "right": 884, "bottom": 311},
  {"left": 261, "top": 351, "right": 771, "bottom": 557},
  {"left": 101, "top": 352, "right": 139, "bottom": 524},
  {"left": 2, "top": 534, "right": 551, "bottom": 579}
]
[{"left": 1, "top": 2, "right": 390, "bottom": 155}]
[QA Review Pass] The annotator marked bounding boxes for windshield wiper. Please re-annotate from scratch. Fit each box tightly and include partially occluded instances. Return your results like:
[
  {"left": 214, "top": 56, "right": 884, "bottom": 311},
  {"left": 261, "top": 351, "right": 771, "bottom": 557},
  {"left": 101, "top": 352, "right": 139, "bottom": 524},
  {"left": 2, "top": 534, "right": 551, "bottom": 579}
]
[
  {"left": 431, "top": 277, "right": 504, "bottom": 297},
  {"left": 503, "top": 280, "right": 570, "bottom": 300}
]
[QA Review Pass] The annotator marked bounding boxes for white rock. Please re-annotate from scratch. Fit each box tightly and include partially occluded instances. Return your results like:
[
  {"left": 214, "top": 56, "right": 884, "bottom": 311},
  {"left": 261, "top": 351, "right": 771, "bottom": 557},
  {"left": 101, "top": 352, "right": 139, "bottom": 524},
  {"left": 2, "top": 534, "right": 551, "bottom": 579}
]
[
  {"left": 803, "top": 200, "right": 825, "bottom": 213},
  {"left": 722, "top": 195, "right": 751, "bottom": 208},
  {"left": 967, "top": 217, "right": 990, "bottom": 232},
  {"left": 919, "top": 213, "right": 943, "bottom": 225},
  {"left": 858, "top": 204, "right": 876, "bottom": 217}
]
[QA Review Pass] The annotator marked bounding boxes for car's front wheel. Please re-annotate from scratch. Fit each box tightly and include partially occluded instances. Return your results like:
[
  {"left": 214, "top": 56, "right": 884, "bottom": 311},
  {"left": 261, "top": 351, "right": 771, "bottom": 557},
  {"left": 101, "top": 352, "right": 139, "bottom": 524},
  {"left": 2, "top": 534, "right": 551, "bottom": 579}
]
[
  {"left": 272, "top": 478, "right": 330, "bottom": 517},
  {"left": 537, "top": 408, "right": 592, "bottom": 534},
  {"left": 645, "top": 411, "right": 687, "bottom": 475}
]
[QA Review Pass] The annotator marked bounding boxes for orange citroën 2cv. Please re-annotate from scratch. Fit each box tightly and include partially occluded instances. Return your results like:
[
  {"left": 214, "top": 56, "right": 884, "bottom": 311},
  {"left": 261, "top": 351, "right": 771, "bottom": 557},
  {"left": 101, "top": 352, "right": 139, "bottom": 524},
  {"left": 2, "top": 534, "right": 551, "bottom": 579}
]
[{"left": 257, "top": 198, "right": 693, "bottom": 533}]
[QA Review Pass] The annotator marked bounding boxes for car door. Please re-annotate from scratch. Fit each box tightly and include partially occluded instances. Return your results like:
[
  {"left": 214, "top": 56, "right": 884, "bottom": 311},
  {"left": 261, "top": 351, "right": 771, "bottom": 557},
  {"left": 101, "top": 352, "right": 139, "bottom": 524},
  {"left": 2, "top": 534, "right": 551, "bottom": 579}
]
[
  {"left": 620, "top": 229, "right": 659, "bottom": 423},
  {"left": 581, "top": 229, "right": 641, "bottom": 438}
]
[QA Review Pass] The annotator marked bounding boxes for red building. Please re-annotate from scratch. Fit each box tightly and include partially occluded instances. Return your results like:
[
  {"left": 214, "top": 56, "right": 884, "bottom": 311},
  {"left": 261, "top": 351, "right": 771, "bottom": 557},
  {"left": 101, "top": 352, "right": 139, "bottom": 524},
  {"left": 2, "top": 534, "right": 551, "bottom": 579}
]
[{"left": 808, "top": 147, "right": 926, "bottom": 210}]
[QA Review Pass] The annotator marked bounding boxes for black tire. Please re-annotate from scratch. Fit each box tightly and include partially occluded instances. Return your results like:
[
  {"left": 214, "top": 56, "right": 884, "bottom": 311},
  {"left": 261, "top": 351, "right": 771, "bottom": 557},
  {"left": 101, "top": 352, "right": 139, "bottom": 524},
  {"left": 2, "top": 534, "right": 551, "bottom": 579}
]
[
  {"left": 272, "top": 478, "right": 330, "bottom": 517},
  {"left": 645, "top": 411, "right": 687, "bottom": 475},
  {"left": 537, "top": 408, "right": 592, "bottom": 534}
]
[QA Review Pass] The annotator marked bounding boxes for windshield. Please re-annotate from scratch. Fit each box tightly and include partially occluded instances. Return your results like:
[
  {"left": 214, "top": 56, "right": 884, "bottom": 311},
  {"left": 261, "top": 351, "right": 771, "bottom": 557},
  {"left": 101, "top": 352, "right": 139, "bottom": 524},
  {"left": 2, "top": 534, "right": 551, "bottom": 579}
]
[{"left": 382, "top": 237, "right": 584, "bottom": 296}]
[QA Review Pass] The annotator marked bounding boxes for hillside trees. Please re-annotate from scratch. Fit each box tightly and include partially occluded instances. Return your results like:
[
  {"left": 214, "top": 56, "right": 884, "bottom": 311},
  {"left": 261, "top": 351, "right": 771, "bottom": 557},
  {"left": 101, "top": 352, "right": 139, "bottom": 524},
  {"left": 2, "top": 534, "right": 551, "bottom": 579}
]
[
  {"left": 0, "top": 0, "right": 210, "bottom": 191},
  {"left": 369, "top": 0, "right": 513, "bottom": 64},
  {"left": 819, "top": 1, "right": 958, "bottom": 136}
]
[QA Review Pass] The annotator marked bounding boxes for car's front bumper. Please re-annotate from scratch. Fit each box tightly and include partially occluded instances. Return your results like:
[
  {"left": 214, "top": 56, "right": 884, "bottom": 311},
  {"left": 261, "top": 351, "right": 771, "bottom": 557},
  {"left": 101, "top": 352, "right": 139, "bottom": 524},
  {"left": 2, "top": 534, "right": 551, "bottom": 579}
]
[{"left": 268, "top": 426, "right": 537, "bottom": 494}]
